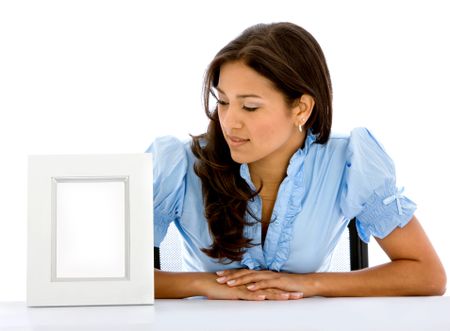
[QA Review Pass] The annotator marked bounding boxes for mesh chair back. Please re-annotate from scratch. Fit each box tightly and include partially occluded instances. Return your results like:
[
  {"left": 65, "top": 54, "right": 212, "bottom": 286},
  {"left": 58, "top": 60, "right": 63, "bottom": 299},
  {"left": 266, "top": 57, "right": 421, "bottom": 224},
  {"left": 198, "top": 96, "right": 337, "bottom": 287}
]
[{"left": 155, "top": 218, "right": 368, "bottom": 271}]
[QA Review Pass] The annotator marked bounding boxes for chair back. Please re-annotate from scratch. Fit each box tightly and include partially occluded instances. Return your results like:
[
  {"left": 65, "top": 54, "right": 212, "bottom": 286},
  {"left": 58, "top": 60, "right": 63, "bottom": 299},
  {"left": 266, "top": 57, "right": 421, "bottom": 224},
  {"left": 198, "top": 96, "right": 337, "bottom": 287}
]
[{"left": 155, "top": 218, "right": 368, "bottom": 271}]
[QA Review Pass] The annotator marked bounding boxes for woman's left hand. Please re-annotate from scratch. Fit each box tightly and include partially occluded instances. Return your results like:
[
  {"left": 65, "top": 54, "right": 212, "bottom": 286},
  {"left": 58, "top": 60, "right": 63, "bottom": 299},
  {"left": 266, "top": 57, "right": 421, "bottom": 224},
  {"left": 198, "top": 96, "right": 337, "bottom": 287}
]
[{"left": 215, "top": 269, "right": 316, "bottom": 297}]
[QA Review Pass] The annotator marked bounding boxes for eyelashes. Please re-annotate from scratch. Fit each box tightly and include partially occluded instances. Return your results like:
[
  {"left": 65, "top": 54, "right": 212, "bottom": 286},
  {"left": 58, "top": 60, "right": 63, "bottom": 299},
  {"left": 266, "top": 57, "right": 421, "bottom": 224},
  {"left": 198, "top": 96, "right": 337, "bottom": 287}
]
[
  {"left": 211, "top": 92, "right": 259, "bottom": 112},
  {"left": 218, "top": 100, "right": 258, "bottom": 112},
  {"left": 241, "top": 105, "right": 258, "bottom": 112}
]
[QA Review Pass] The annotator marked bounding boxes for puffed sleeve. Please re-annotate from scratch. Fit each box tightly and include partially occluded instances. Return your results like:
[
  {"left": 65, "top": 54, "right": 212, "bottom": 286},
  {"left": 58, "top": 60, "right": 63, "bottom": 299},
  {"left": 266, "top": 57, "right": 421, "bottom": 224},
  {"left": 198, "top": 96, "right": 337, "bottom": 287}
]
[
  {"left": 145, "top": 136, "right": 188, "bottom": 247},
  {"left": 339, "top": 128, "right": 417, "bottom": 243}
]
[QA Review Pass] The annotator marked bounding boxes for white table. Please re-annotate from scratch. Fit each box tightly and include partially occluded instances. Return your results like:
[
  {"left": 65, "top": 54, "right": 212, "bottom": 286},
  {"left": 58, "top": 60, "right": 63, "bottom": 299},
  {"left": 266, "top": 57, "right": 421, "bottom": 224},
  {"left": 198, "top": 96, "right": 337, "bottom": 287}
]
[{"left": 1, "top": 296, "right": 450, "bottom": 331}]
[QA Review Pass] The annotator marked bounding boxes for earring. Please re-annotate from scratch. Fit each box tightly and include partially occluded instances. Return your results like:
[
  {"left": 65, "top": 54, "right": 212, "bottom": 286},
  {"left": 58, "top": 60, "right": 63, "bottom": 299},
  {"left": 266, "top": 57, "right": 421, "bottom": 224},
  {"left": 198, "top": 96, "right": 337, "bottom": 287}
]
[{"left": 299, "top": 118, "right": 308, "bottom": 133}]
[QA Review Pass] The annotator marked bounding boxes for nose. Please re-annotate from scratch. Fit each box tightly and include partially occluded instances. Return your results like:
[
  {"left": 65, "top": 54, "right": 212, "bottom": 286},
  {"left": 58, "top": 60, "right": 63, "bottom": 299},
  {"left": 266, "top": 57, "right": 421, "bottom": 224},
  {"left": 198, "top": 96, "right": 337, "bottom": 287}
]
[{"left": 219, "top": 104, "right": 243, "bottom": 130}]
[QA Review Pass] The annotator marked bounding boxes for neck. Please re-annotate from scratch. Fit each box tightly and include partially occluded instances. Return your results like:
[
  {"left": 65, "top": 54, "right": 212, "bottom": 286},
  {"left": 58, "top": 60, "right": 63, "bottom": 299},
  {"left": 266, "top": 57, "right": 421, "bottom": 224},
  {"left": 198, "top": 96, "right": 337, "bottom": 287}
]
[{"left": 249, "top": 130, "right": 307, "bottom": 191}]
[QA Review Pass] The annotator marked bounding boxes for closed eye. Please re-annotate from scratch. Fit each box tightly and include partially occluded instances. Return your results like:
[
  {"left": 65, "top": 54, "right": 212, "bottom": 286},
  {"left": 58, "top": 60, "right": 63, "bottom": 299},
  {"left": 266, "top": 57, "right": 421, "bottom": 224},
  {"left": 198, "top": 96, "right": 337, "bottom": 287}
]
[
  {"left": 242, "top": 105, "right": 258, "bottom": 112},
  {"left": 210, "top": 89, "right": 229, "bottom": 106},
  {"left": 211, "top": 89, "right": 259, "bottom": 111},
  {"left": 217, "top": 99, "right": 229, "bottom": 106}
]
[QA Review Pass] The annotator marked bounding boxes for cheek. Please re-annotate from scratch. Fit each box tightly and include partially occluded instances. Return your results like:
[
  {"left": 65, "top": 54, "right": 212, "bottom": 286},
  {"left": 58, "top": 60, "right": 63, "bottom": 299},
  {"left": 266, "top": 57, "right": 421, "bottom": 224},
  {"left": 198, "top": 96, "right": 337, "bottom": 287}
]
[{"left": 251, "top": 118, "right": 291, "bottom": 143}]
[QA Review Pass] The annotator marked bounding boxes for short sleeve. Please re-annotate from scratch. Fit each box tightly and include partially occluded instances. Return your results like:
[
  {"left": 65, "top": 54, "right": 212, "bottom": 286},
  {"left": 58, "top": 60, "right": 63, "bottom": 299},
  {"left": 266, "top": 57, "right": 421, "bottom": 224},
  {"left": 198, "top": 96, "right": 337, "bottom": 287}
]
[
  {"left": 145, "top": 136, "right": 188, "bottom": 247},
  {"left": 339, "top": 128, "right": 417, "bottom": 243}
]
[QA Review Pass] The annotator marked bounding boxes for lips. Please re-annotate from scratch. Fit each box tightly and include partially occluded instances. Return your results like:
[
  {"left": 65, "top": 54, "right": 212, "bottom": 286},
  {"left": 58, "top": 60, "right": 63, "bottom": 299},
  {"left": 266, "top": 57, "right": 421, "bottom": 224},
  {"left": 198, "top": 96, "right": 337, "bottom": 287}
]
[
  {"left": 227, "top": 135, "right": 250, "bottom": 147},
  {"left": 228, "top": 135, "right": 249, "bottom": 143}
]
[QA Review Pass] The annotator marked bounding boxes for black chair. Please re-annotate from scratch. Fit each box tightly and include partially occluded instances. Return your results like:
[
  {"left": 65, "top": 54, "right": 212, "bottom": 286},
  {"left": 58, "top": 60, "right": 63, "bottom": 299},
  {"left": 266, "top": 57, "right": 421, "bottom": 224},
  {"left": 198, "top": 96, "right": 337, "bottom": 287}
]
[
  {"left": 347, "top": 218, "right": 369, "bottom": 270},
  {"left": 154, "top": 218, "right": 368, "bottom": 271}
]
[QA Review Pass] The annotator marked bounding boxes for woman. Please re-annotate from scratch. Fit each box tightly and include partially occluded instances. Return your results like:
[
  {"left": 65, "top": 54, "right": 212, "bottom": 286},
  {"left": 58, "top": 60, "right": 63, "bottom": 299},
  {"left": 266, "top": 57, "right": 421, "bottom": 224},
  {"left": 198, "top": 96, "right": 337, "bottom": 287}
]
[{"left": 149, "top": 22, "right": 446, "bottom": 300}]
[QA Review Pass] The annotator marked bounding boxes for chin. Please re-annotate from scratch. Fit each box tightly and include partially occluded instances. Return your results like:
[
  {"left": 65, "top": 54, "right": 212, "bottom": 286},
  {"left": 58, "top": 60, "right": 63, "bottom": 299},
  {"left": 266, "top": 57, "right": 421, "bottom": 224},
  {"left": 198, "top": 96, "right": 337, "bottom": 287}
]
[{"left": 229, "top": 151, "right": 253, "bottom": 164}]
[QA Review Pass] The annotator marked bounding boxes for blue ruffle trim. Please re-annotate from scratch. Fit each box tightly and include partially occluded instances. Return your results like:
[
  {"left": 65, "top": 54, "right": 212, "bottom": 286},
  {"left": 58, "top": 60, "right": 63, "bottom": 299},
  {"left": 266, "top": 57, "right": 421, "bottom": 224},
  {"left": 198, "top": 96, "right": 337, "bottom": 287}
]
[{"left": 240, "top": 129, "right": 317, "bottom": 271}]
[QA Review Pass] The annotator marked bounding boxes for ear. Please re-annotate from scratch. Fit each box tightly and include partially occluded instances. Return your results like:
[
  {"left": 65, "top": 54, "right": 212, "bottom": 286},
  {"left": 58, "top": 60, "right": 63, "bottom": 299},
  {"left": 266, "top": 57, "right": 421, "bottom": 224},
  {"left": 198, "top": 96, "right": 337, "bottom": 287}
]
[{"left": 292, "top": 94, "right": 315, "bottom": 126}]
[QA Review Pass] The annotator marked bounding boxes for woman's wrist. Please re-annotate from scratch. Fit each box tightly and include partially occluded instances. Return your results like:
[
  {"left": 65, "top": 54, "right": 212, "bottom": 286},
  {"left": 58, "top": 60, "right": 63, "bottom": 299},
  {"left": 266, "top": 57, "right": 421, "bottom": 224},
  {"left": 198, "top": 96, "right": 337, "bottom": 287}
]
[
  {"left": 294, "top": 273, "right": 321, "bottom": 297},
  {"left": 191, "top": 272, "right": 218, "bottom": 297}
]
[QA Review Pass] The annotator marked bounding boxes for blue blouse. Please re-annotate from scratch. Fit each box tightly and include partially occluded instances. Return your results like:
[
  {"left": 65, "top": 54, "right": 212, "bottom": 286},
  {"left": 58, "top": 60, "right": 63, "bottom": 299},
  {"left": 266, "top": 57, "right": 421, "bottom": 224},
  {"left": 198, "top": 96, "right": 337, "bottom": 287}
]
[{"left": 146, "top": 128, "right": 417, "bottom": 273}]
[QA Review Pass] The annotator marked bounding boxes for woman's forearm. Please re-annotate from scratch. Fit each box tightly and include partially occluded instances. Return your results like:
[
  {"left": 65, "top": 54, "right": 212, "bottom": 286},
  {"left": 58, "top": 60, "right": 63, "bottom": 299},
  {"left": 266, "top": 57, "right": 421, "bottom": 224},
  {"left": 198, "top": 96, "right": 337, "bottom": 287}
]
[
  {"left": 308, "top": 259, "right": 447, "bottom": 297},
  {"left": 217, "top": 256, "right": 446, "bottom": 298},
  {"left": 305, "top": 218, "right": 447, "bottom": 297},
  {"left": 155, "top": 269, "right": 215, "bottom": 298}
]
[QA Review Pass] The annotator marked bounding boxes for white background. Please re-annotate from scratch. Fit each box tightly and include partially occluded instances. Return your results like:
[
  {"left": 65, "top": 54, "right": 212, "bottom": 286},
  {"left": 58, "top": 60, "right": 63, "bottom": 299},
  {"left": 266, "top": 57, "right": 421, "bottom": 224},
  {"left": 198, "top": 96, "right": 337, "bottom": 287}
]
[{"left": 1, "top": 0, "right": 449, "bottom": 300}]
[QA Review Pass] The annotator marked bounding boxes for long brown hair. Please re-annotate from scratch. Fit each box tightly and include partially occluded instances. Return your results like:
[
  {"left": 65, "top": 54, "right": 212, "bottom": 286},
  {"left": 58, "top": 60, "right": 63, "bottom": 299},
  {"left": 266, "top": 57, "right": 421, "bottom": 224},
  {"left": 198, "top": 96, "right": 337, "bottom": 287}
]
[{"left": 191, "top": 22, "right": 333, "bottom": 263}]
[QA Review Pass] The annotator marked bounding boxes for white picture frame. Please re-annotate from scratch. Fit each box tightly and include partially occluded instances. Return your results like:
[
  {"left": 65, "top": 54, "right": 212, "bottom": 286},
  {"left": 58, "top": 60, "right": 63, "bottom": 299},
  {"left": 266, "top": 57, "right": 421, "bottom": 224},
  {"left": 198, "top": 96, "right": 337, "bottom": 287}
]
[{"left": 27, "top": 154, "right": 154, "bottom": 307}]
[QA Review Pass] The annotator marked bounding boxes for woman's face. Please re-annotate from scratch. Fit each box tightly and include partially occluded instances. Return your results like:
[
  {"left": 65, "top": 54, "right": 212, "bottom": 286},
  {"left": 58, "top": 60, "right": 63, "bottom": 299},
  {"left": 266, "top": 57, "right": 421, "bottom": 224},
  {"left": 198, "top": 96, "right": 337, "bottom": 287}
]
[{"left": 216, "top": 61, "right": 303, "bottom": 166}]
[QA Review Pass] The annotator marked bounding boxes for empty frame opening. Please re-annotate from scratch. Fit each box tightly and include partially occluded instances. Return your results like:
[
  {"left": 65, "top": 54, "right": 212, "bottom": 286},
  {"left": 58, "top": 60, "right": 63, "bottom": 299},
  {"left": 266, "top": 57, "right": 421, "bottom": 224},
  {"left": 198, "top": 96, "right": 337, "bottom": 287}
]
[{"left": 51, "top": 177, "right": 130, "bottom": 281}]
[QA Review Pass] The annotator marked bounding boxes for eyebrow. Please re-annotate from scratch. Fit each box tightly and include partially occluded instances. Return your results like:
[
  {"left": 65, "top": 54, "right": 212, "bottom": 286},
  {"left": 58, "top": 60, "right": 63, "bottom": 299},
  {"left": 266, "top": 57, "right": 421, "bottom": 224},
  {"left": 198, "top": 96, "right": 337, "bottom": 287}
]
[{"left": 215, "top": 86, "right": 262, "bottom": 99}]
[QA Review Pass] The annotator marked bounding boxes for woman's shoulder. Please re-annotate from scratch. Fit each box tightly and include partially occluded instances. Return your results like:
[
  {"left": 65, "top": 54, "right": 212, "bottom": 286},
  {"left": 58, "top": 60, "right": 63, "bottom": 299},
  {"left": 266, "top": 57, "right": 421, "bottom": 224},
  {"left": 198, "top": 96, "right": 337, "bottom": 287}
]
[
  {"left": 327, "top": 127, "right": 371, "bottom": 142},
  {"left": 145, "top": 135, "right": 192, "bottom": 154},
  {"left": 323, "top": 127, "right": 384, "bottom": 152},
  {"left": 145, "top": 135, "right": 196, "bottom": 178},
  {"left": 307, "top": 127, "right": 390, "bottom": 170}
]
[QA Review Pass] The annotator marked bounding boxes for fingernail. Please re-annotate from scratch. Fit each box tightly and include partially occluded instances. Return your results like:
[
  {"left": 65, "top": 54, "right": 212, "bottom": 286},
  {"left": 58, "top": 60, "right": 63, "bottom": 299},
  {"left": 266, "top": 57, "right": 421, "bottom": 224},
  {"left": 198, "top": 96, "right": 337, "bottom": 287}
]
[
  {"left": 291, "top": 292, "right": 304, "bottom": 299},
  {"left": 216, "top": 277, "right": 227, "bottom": 283},
  {"left": 247, "top": 284, "right": 255, "bottom": 290},
  {"left": 257, "top": 295, "right": 266, "bottom": 300},
  {"left": 281, "top": 293, "right": 290, "bottom": 299},
  {"left": 226, "top": 280, "right": 235, "bottom": 285},
  {"left": 216, "top": 270, "right": 224, "bottom": 276}
]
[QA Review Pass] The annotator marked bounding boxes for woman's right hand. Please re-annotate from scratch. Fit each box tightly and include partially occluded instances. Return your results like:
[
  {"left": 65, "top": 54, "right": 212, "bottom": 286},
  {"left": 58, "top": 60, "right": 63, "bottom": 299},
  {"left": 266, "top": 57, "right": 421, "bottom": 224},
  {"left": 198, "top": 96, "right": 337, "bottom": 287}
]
[{"left": 200, "top": 273, "right": 303, "bottom": 301}]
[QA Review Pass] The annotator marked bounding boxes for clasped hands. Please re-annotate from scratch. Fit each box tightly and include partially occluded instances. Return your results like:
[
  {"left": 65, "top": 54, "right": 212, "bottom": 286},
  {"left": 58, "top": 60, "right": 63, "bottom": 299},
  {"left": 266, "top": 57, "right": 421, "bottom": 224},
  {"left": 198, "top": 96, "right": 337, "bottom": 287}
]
[{"left": 209, "top": 269, "right": 309, "bottom": 301}]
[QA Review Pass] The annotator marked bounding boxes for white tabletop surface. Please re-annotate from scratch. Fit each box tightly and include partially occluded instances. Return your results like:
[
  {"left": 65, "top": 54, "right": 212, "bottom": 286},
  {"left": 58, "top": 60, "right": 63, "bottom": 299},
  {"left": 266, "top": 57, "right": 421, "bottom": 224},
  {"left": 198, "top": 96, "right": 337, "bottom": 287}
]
[{"left": 1, "top": 296, "right": 450, "bottom": 331}]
